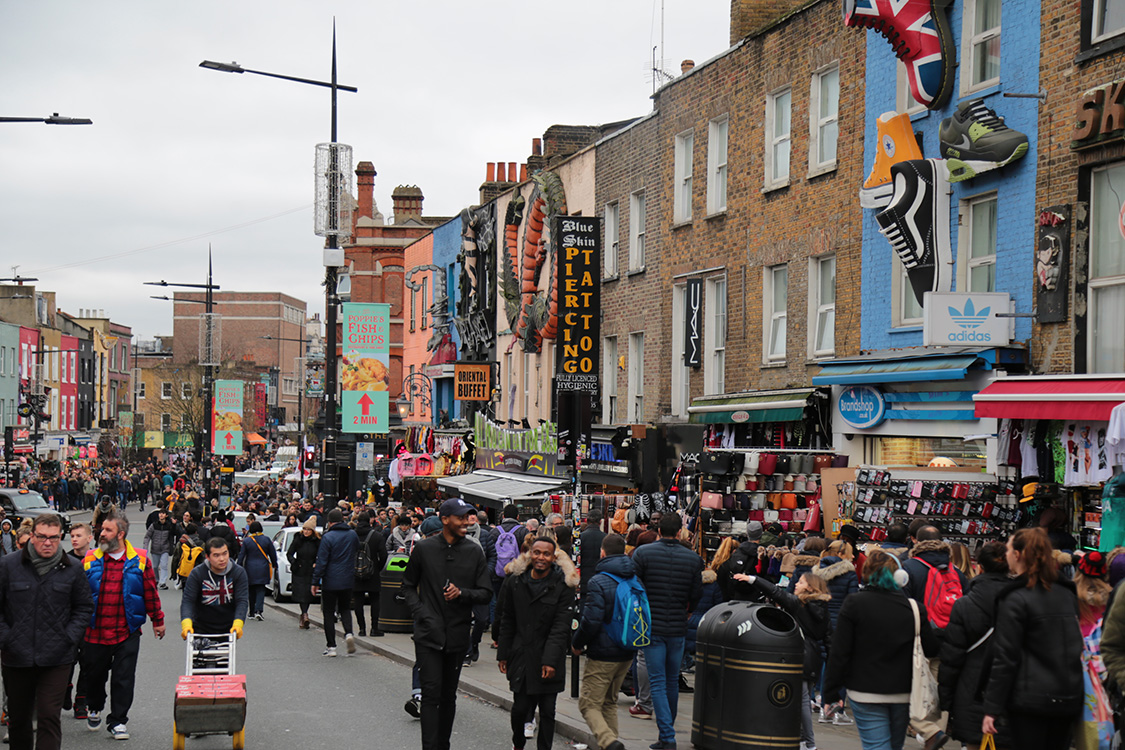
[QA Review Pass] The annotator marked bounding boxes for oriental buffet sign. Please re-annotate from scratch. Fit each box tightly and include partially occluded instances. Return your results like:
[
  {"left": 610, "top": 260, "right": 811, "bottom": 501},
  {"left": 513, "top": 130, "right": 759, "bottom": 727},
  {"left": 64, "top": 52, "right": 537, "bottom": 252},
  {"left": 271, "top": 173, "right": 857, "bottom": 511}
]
[{"left": 1073, "top": 78, "right": 1125, "bottom": 149}]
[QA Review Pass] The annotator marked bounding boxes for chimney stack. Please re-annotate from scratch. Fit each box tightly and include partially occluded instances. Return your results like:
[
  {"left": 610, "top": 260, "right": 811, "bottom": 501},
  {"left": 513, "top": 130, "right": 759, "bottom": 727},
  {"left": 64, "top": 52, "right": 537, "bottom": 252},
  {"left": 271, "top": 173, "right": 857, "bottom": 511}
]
[
  {"left": 486, "top": 162, "right": 496, "bottom": 181},
  {"left": 520, "top": 164, "right": 528, "bottom": 182},
  {"left": 509, "top": 162, "right": 518, "bottom": 183},
  {"left": 532, "top": 138, "right": 542, "bottom": 156},
  {"left": 391, "top": 185, "right": 424, "bottom": 223},
  {"left": 356, "top": 161, "right": 377, "bottom": 220},
  {"left": 681, "top": 59, "right": 695, "bottom": 74}
]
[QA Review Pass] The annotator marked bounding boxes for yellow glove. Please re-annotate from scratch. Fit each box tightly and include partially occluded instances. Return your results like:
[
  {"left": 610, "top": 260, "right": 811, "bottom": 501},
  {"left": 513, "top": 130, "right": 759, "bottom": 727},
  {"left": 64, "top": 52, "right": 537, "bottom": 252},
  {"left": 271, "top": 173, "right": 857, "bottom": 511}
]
[
  {"left": 180, "top": 619, "right": 193, "bottom": 640},
  {"left": 231, "top": 619, "right": 244, "bottom": 640}
]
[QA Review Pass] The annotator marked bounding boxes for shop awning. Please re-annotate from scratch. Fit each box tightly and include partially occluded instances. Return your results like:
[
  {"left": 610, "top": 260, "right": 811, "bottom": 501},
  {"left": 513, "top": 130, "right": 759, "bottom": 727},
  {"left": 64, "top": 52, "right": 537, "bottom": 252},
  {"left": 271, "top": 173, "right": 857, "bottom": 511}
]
[
  {"left": 245, "top": 432, "right": 267, "bottom": 445},
  {"left": 813, "top": 355, "right": 983, "bottom": 385},
  {"left": 688, "top": 388, "right": 817, "bottom": 424},
  {"left": 973, "top": 376, "right": 1125, "bottom": 421},
  {"left": 437, "top": 471, "right": 569, "bottom": 508}
]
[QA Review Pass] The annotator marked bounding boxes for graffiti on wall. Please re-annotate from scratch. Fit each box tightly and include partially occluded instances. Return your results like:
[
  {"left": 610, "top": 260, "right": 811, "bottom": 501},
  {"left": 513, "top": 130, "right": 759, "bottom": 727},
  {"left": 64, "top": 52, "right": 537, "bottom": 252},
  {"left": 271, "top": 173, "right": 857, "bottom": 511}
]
[{"left": 457, "top": 204, "right": 497, "bottom": 362}]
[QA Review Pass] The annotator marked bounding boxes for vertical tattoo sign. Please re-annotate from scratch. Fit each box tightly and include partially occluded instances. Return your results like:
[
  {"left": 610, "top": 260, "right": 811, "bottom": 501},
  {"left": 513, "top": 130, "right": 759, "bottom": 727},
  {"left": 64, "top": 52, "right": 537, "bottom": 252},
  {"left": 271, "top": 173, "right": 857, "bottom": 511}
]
[
  {"left": 685, "top": 278, "right": 703, "bottom": 368},
  {"left": 554, "top": 216, "right": 601, "bottom": 395}
]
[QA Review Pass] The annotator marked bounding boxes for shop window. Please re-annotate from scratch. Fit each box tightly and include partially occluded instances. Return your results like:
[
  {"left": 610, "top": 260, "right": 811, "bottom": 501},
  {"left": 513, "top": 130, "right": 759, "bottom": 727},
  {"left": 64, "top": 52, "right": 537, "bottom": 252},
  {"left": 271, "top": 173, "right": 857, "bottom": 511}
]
[
  {"left": 628, "top": 332, "right": 645, "bottom": 422},
  {"left": 707, "top": 116, "right": 728, "bottom": 214},
  {"left": 810, "top": 255, "right": 836, "bottom": 358},
  {"left": 629, "top": 190, "right": 646, "bottom": 271},
  {"left": 604, "top": 201, "right": 619, "bottom": 277},
  {"left": 960, "top": 193, "right": 997, "bottom": 292},
  {"left": 764, "top": 87, "right": 792, "bottom": 189},
  {"left": 809, "top": 64, "right": 840, "bottom": 175},
  {"left": 892, "top": 254, "right": 924, "bottom": 327},
  {"left": 705, "top": 277, "right": 727, "bottom": 394},
  {"left": 671, "top": 284, "right": 691, "bottom": 418},
  {"left": 602, "top": 336, "right": 618, "bottom": 425},
  {"left": 764, "top": 264, "right": 788, "bottom": 361},
  {"left": 1089, "top": 163, "right": 1125, "bottom": 372},
  {"left": 962, "top": 0, "right": 1001, "bottom": 93},
  {"left": 876, "top": 436, "right": 987, "bottom": 470},
  {"left": 674, "top": 130, "right": 693, "bottom": 224}
]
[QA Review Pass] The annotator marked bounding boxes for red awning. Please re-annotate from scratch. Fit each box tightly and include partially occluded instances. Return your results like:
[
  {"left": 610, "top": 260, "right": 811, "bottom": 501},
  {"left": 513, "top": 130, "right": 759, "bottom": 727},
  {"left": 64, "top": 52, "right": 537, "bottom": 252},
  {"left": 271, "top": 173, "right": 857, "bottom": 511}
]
[
  {"left": 973, "top": 377, "right": 1125, "bottom": 421},
  {"left": 245, "top": 432, "right": 267, "bottom": 445}
]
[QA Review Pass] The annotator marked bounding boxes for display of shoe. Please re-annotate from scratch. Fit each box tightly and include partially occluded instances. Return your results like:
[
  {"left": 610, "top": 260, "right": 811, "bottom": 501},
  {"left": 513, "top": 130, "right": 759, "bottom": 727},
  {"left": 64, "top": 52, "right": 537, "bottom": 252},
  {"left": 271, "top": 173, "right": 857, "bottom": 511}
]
[
  {"left": 323, "top": 647, "right": 338, "bottom": 657},
  {"left": 404, "top": 696, "right": 421, "bottom": 718},
  {"left": 875, "top": 158, "right": 953, "bottom": 308},
  {"left": 345, "top": 634, "right": 356, "bottom": 655},
  {"left": 86, "top": 711, "right": 101, "bottom": 731},
  {"left": 629, "top": 704, "right": 653, "bottom": 720},
  {"left": 862, "top": 111, "right": 924, "bottom": 208},
  {"left": 524, "top": 720, "right": 536, "bottom": 738},
  {"left": 843, "top": 0, "right": 955, "bottom": 109},
  {"left": 939, "top": 98, "right": 1029, "bottom": 182},
  {"left": 108, "top": 723, "right": 129, "bottom": 740}
]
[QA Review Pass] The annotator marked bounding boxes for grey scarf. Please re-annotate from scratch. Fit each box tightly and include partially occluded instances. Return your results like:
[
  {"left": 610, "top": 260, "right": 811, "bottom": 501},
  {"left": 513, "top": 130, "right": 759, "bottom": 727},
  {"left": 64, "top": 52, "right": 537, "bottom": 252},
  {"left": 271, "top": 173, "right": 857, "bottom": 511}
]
[{"left": 28, "top": 543, "right": 64, "bottom": 577}]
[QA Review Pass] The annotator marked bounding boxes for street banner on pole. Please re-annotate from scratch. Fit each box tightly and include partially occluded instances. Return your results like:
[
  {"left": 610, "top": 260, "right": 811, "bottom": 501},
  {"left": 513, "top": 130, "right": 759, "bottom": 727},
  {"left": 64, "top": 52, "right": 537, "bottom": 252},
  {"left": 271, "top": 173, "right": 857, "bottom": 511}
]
[
  {"left": 212, "top": 380, "right": 244, "bottom": 455},
  {"left": 341, "top": 303, "right": 390, "bottom": 434}
]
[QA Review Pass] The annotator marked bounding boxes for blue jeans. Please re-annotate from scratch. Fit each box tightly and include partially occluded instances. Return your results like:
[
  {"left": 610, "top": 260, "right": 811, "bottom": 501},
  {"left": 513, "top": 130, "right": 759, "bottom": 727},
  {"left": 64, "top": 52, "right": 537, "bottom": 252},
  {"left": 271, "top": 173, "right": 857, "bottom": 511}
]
[
  {"left": 850, "top": 700, "right": 909, "bottom": 750},
  {"left": 643, "top": 635, "right": 685, "bottom": 745}
]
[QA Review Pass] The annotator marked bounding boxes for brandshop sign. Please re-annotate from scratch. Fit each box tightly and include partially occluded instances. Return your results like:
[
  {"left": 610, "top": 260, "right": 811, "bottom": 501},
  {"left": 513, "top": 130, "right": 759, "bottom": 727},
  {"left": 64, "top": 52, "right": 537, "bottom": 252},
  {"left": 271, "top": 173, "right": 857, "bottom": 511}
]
[
  {"left": 837, "top": 386, "right": 887, "bottom": 429},
  {"left": 922, "top": 292, "right": 1011, "bottom": 347}
]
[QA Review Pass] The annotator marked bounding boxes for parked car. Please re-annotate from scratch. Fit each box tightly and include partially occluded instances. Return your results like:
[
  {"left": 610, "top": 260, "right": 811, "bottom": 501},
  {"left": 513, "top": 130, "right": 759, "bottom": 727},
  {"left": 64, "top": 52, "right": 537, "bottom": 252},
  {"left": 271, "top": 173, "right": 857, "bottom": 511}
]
[
  {"left": 267, "top": 525, "right": 321, "bottom": 602},
  {"left": 0, "top": 488, "right": 73, "bottom": 532}
]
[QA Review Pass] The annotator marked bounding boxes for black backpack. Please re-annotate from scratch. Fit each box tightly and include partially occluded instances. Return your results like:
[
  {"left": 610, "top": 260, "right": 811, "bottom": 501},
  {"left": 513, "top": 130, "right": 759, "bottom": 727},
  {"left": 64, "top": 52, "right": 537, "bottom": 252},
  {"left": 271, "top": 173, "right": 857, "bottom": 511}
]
[{"left": 355, "top": 532, "right": 376, "bottom": 581}]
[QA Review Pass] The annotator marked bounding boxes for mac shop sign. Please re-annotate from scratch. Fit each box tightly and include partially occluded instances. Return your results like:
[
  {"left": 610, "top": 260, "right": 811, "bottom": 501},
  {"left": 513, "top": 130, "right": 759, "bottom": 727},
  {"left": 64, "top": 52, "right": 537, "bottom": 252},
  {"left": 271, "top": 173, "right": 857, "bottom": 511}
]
[
  {"left": 837, "top": 386, "right": 887, "bottom": 429},
  {"left": 923, "top": 292, "right": 1011, "bottom": 346}
]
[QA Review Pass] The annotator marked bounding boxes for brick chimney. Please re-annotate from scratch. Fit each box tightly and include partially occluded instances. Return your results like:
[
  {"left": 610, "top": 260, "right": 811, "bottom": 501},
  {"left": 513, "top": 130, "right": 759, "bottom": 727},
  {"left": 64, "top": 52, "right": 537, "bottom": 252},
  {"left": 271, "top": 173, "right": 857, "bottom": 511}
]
[
  {"left": 730, "top": 0, "right": 801, "bottom": 44},
  {"left": 681, "top": 59, "right": 695, "bottom": 74},
  {"left": 391, "top": 185, "right": 424, "bottom": 223},
  {"left": 356, "top": 161, "right": 377, "bottom": 219}
]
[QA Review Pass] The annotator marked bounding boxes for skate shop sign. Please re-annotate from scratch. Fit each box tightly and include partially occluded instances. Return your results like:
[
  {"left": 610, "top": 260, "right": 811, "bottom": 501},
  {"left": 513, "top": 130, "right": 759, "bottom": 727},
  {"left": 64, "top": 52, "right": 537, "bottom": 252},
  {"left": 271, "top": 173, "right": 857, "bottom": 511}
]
[
  {"left": 922, "top": 292, "right": 1012, "bottom": 346},
  {"left": 1073, "top": 78, "right": 1125, "bottom": 149},
  {"left": 554, "top": 216, "right": 601, "bottom": 396}
]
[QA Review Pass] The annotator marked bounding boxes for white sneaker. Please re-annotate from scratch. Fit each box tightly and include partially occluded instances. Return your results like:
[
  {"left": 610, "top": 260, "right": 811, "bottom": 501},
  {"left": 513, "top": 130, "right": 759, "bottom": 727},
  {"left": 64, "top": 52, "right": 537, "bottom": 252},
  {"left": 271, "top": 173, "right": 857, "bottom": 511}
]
[
  {"left": 817, "top": 707, "right": 832, "bottom": 724},
  {"left": 800, "top": 743, "right": 817, "bottom": 750},
  {"left": 323, "top": 647, "right": 337, "bottom": 657},
  {"left": 108, "top": 723, "right": 129, "bottom": 740},
  {"left": 833, "top": 712, "right": 853, "bottom": 725},
  {"left": 524, "top": 720, "right": 535, "bottom": 738},
  {"left": 345, "top": 633, "right": 356, "bottom": 655}
]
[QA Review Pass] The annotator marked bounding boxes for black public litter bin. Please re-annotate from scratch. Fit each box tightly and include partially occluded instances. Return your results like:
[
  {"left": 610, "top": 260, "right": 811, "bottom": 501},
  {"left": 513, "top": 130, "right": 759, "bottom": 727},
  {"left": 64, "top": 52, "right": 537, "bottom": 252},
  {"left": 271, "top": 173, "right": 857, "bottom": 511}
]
[
  {"left": 377, "top": 554, "right": 413, "bottom": 633},
  {"left": 691, "top": 601, "right": 804, "bottom": 750}
]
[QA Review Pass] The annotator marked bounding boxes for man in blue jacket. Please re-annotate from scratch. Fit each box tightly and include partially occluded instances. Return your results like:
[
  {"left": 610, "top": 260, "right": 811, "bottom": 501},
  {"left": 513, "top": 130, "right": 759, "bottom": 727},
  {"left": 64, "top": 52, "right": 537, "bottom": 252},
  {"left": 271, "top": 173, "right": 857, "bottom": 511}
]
[
  {"left": 631, "top": 513, "right": 703, "bottom": 750},
  {"left": 312, "top": 508, "right": 359, "bottom": 657},
  {"left": 572, "top": 533, "right": 633, "bottom": 750}
]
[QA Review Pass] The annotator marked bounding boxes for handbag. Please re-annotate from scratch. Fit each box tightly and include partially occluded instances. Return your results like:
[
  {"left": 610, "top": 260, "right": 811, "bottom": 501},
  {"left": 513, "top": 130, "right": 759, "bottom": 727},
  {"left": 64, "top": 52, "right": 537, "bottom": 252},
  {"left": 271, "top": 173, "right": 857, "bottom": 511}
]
[
  {"left": 979, "top": 734, "right": 996, "bottom": 750},
  {"left": 909, "top": 599, "right": 939, "bottom": 721},
  {"left": 701, "top": 491, "right": 723, "bottom": 510},
  {"left": 700, "top": 453, "right": 733, "bottom": 475},
  {"left": 758, "top": 453, "right": 778, "bottom": 476}
]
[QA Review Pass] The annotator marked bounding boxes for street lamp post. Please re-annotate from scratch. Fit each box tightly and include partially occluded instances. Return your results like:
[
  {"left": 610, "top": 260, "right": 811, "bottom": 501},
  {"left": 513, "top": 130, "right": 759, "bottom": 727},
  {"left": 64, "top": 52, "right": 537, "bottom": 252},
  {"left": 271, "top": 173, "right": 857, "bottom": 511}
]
[
  {"left": 201, "top": 31, "right": 357, "bottom": 505},
  {"left": 145, "top": 254, "right": 219, "bottom": 504},
  {"left": 0, "top": 113, "right": 92, "bottom": 125}
]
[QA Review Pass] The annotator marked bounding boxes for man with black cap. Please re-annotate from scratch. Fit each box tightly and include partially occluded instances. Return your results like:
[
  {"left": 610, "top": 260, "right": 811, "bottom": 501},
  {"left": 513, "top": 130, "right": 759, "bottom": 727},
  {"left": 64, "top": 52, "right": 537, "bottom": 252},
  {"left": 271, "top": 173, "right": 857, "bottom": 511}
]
[{"left": 401, "top": 497, "right": 492, "bottom": 750}]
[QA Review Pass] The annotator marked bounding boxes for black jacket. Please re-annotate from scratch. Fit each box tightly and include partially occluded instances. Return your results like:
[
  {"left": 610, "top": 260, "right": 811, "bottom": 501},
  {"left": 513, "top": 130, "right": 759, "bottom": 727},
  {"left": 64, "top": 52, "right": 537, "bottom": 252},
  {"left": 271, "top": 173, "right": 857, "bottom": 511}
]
[
  {"left": 814, "top": 556, "right": 859, "bottom": 630},
  {"left": 401, "top": 532, "right": 492, "bottom": 653},
  {"left": 902, "top": 540, "right": 968, "bottom": 631},
  {"left": 287, "top": 533, "right": 320, "bottom": 578},
  {"left": 578, "top": 526, "right": 606, "bottom": 597},
  {"left": 824, "top": 588, "right": 939, "bottom": 703},
  {"left": 982, "top": 577, "right": 1084, "bottom": 719},
  {"left": 938, "top": 572, "right": 1012, "bottom": 745},
  {"left": 749, "top": 576, "right": 832, "bottom": 681},
  {"left": 497, "top": 559, "right": 577, "bottom": 694},
  {"left": 631, "top": 538, "right": 704, "bottom": 638},
  {"left": 716, "top": 542, "right": 767, "bottom": 602},
  {"left": 573, "top": 554, "right": 639, "bottom": 662},
  {"left": 0, "top": 549, "right": 94, "bottom": 668}
]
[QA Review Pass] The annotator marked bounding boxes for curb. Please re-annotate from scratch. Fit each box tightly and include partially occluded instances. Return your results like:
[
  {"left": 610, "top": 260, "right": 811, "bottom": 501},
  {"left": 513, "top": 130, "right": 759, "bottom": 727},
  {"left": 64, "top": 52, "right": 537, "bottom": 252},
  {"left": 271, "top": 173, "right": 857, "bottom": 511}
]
[{"left": 264, "top": 598, "right": 599, "bottom": 748}]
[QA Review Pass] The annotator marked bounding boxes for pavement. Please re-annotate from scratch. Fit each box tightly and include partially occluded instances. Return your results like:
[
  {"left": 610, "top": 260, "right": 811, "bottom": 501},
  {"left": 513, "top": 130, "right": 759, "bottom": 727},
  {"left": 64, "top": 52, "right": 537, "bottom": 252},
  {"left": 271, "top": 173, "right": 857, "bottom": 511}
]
[{"left": 265, "top": 591, "right": 867, "bottom": 750}]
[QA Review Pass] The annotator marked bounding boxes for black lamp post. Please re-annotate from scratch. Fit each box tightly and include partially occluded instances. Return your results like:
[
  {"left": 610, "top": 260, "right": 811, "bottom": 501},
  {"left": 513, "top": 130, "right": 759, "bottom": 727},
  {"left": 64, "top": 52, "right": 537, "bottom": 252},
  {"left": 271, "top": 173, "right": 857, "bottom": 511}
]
[
  {"left": 0, "top": 113, "right": 92, "bottom": 125},
  {"left": 200, "top": 31, "right": 357, "bottom": 506}
]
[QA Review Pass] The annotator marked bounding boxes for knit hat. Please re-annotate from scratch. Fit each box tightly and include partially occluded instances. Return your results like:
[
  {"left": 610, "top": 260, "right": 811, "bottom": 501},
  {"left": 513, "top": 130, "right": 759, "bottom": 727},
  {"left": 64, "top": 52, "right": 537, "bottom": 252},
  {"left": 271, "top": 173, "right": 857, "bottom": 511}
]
[
  {"left": 745, "top": 521, "right": 764, "bottom": 541},
  {"left": 302, "top": 517, "right": 317, "bottom": 531},
  {"left": 1109, "top": 554, "right": 1125, "bottom": 589},
  {"left": 1078, "top": 550, "right": 1107, "bottom": 579}
]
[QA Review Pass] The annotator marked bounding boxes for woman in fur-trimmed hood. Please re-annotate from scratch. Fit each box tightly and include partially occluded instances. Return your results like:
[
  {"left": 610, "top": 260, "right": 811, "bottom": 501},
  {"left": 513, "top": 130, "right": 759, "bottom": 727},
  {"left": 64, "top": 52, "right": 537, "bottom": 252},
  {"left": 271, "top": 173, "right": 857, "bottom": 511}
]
[{"left": 814, "top": 540, "right": 859, "bottom": 629}]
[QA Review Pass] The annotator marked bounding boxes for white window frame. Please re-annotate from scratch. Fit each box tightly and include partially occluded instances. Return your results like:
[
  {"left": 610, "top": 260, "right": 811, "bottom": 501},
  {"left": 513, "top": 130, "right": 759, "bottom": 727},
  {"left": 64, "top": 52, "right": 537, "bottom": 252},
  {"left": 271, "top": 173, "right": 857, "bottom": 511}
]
[
  {"left": 707, "top": 116, "right": 729, "bottom": 215},
  {"left": 674, "top": 130, "right": 694, "bottom": 224},
  {"left": 629, "top": 190, "right": 646, "bottom": 271},
  {"left": 604, "top": 201, "right": 620, "bottom": 278},
  {"left": 137, "top": 382, "right": 146, "bottom": 399},
  {"left": 670, "top": 284, "right": 690, "bottom": 419},
  {"left": 959, "top": 192, "right": 998, "bottom": 293},
  {"left": 704, "top": 276, "right": 727, "bottom": 395},
  {"left": 1093, "top": 0, "right": 1125, "bottom": 41},
  {"left": 1089, "top": 163, "right": 1125, "bottom": 373},
  {"left": 181, "top": 382, "right": 193, "bottom": 399},
  {"left": 602, "top": 336, "right": 618, "bottom": 425},
  {"left": 808, "top": 64, "right": 840, "bottom": 176},
  {"left": 627, "top": 332, "right": 645, "bottom": 423},
  {"left": 764, "top": 264, "right": 788, "bottom": 362},
  {"left": 892, "top": 254, "right": 925, "bottom": 327},
  {"left": 961, "top": 0, "right": 1001, "bottom": 94},
  {"left": 764, "top": 87, "right": 792, "bottom": 190},
  {"left": 808, "top": 255, "right": 837, "bottom": 359},
  {"left": 161, "top": 412, "right": 172, "bottom": 431},
  {"left": 161, "top": 381, "right": 172, "bottom": 400}
]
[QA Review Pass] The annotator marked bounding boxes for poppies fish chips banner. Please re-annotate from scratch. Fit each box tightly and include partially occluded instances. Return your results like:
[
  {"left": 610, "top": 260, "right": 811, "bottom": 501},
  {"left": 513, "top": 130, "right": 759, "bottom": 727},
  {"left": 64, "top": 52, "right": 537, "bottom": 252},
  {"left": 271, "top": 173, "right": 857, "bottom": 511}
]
[
  {"left": 341, "top": 303, "right": 390, "bottom": 434},
  {"left": 212, "top": 380, "right": 244, "bottom": 455}
]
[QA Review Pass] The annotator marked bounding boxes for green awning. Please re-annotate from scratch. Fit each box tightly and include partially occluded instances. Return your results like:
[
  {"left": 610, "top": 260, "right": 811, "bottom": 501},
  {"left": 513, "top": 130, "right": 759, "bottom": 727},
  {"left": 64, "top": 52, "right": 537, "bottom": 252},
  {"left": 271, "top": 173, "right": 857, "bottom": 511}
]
[{"left": 688, "top": 388, "right": 816, "bottom": 424}]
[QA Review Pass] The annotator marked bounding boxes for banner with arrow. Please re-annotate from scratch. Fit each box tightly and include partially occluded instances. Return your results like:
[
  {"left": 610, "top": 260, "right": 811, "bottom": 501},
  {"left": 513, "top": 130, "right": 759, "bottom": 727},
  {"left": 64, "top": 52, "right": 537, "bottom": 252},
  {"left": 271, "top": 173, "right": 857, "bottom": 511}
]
[
  {"left": 341, "top": 302, "right": 390, "bottom": 434},
  {"left": 211, "top": 379, "right": 244, "bottom": 455}
]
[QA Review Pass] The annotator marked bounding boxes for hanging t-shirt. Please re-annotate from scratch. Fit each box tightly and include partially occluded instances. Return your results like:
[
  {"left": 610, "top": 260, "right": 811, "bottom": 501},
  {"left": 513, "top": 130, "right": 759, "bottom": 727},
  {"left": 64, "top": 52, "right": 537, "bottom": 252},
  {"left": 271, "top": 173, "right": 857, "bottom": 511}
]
[
  {"left": 1062, "top": 422, "right": 1115, "bottom": 486},
  {"left": 997, "top": 419, "right": 1014, "bottom": 465},
  {"left": 1019, "top": 423, "right": 1040, "bottom": 478}
]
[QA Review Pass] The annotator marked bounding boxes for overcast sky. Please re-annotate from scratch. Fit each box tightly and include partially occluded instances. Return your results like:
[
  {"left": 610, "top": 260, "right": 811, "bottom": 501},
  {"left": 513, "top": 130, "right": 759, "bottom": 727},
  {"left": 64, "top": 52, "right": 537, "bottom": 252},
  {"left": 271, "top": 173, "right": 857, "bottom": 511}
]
[{"left": 0, "top": 0, "right": 728, "bottom": 342}]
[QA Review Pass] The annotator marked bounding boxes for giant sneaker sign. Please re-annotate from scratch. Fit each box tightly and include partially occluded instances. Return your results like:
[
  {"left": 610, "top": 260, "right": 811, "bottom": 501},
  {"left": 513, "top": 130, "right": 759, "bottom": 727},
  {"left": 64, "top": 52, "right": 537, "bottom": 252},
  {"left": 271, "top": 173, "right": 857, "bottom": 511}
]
[{"left": 922, "top": 292, "right": 1011, "bottom": 346}]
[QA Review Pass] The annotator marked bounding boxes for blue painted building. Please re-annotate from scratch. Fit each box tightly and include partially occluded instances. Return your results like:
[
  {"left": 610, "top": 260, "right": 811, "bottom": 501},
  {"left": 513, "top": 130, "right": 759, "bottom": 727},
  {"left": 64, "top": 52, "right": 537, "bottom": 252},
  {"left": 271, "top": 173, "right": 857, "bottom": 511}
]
[
  {"left": 430, "top": 216, "right": 463, "bottom": 422},
  {"left": 0, "top": 320, "right": 18, "bottom": 433}
]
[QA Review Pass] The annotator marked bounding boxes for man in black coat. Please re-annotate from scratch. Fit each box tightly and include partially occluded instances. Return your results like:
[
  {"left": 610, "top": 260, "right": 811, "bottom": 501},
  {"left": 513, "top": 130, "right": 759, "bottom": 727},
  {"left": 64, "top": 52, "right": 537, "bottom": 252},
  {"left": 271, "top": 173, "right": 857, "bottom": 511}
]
[
  {"left": 578, "top": 510, "right": 606, "bottom": 601},
  {"left": 401, "top": 498, "right": 492, "bottom": 750},
  {"left": 0, "top": 513, "right": 95, "bottom": 749},
  {"left": 497, "top": 536, "right": 577, "bottom": 750}
]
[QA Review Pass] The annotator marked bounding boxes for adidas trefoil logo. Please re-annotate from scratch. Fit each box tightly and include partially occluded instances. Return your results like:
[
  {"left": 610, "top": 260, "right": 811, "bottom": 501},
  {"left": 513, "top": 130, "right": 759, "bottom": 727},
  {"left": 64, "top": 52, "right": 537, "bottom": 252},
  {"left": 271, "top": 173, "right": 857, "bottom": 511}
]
[{"left": 948, "top": 298, "right": 991, "bottom": 330}]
